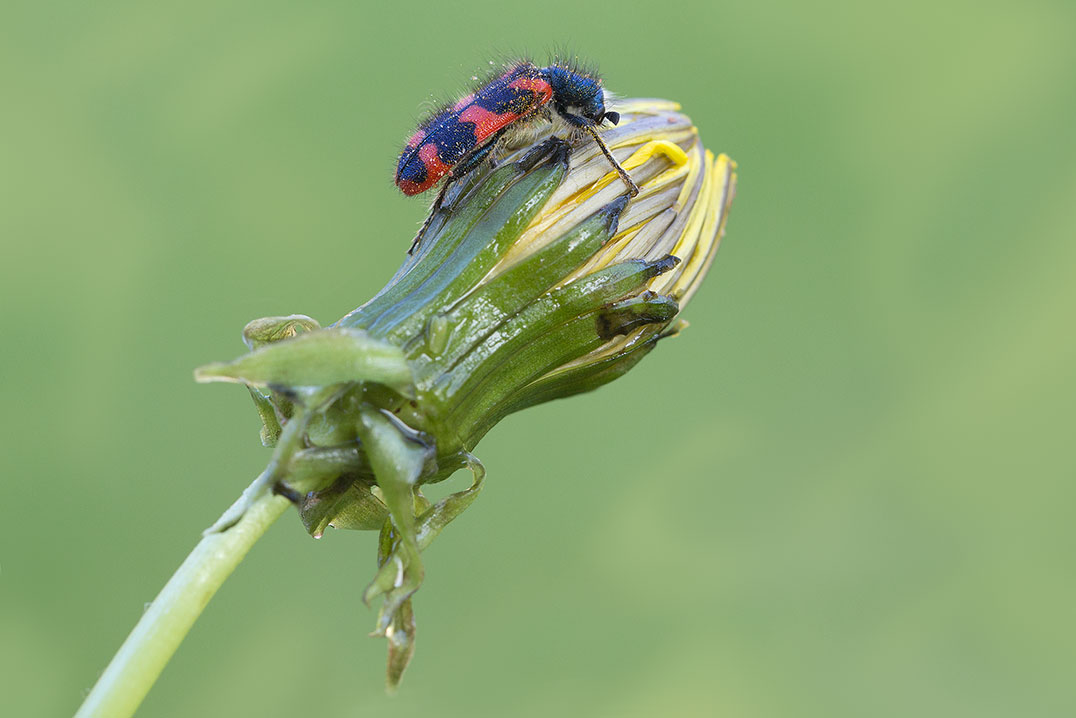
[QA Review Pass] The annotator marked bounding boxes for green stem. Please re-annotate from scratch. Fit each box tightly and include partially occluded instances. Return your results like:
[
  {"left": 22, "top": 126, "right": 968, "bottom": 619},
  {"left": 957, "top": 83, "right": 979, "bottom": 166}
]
[{"left": 74, "top": 484, "right": 290, "bottom": 718}]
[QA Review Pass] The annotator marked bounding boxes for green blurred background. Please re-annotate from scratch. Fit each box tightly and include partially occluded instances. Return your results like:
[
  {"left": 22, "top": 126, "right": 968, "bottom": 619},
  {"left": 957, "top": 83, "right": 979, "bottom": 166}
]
[{"left": 3, "top": 0, "right": 1074, "bottom": 716}]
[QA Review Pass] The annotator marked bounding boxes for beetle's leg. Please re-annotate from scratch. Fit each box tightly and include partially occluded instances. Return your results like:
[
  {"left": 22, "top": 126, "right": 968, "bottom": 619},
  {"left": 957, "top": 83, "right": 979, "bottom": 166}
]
[
  {"left": 448, "top": 130, "right": 507, "bottom": 181},
  {"left": 581, "top": 122, "right": 639, "bottom": 197},
  {"left": 408, "top": 180, "right": 451, "bottom": 255},
  {"left": 555, "top": 108, "right": 639, "bottom": 197},
  {"left": 408, "top": 127, "right": 512, "bottom": 255},
  {"left": 516, "top": 135, "right": 571, "bottom": 171}
]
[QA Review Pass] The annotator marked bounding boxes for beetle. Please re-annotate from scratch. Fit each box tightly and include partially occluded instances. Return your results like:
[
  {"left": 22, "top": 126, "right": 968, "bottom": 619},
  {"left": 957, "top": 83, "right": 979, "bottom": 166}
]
[{"left": 396, "top": 61, "right": 639, "bottom": 251}]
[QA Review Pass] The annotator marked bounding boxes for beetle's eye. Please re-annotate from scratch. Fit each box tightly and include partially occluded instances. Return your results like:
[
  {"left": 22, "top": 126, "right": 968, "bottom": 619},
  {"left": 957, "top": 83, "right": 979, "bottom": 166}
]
[{"left": 603, "top": 111, "right": 620, "bottom": 126}]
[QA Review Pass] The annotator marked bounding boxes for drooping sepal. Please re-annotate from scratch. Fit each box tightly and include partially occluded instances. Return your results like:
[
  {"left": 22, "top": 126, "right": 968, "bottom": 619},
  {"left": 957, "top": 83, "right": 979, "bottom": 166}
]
[{"left": 195, "top": 327, "right": 413, "bottom": 397}]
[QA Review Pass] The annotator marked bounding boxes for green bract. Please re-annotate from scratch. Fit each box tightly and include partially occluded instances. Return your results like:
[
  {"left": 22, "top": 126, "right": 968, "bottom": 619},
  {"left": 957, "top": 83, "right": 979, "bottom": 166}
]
[{"left": 196, "top": 98, "right": 736, "bottom": 689}]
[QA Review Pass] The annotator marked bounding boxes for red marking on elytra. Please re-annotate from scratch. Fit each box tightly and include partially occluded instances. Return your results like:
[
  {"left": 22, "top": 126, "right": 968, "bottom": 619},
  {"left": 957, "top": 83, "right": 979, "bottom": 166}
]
[
  {"left": 417, "top": 143, "right": 450, "bottom": 181},
  {"left": 453, "top": 93, "right": 475, "bottom": 111},
  {"left": 418, "top": 143, "right": 448, "bottom": 170},
  {"left": 458, "top": 104, "right": 518, "bottom": 142}
]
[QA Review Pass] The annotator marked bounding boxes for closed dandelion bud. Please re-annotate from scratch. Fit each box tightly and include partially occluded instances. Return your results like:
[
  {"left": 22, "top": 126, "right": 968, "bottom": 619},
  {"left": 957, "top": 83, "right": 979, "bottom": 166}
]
[
  {"left": 339, "top": 97, "right": 737, "bottom": 451},
  {"left": 197, "top": 97, "right": 736, "bottom": 689}
]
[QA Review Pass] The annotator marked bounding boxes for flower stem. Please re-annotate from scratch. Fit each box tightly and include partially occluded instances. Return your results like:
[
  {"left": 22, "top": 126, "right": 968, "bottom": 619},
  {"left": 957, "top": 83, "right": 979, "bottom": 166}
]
[{"left": 74, "top": 483, "right": 291, "bottom": 718}]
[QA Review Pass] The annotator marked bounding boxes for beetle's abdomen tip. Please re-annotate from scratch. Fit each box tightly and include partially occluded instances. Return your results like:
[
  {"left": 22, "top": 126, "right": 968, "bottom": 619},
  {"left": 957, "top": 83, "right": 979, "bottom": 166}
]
[
  {"left": 396, "top": 179, "right": 428, "bottom": 196},
  {"left": 396, "top": 142, "right": 452, "bottom": 196}
]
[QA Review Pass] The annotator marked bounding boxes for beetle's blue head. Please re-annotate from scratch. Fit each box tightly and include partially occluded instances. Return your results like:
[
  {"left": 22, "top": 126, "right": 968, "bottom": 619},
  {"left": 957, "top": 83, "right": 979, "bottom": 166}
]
[{"left": 542, "top": 65, "right": 620, "bottom": 127}]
